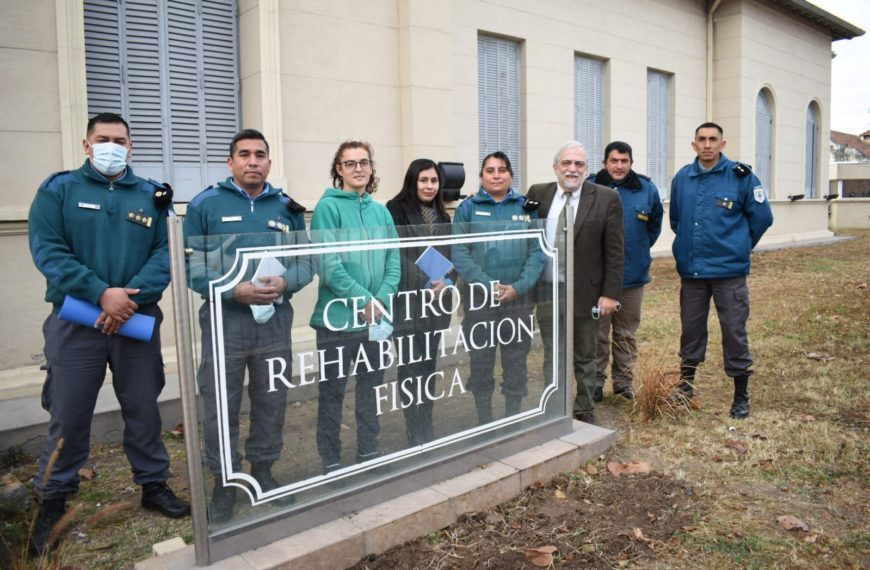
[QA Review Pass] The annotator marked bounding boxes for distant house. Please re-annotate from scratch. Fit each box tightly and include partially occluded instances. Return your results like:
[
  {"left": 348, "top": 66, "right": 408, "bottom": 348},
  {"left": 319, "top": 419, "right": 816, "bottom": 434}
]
[{"left": 830, "top": 130, "right": 870, "bottom": 162}]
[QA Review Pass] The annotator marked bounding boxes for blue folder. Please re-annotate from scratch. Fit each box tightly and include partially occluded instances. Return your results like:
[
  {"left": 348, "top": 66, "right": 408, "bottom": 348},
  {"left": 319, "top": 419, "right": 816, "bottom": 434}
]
[
  {"left": 58, "top": 296, "right": 156, "bottom": 342},
  {"left": 415, "top": 246, "right": 453, "bottom": 281}
]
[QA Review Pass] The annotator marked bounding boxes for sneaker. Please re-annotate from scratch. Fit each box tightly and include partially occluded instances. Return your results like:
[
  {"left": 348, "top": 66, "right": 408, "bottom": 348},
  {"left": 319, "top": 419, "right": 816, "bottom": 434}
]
[
  {"left": 29, "top": 497, "right": 67, "bottom": 557},
  {"left": 141, "top": 482, "right": 190, "bottom": 518}
]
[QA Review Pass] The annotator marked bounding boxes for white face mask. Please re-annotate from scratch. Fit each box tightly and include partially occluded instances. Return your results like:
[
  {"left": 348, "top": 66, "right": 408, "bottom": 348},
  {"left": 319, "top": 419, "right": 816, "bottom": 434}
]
[{"left": 90, "top": 142, "right": 129, "bottom": 176}]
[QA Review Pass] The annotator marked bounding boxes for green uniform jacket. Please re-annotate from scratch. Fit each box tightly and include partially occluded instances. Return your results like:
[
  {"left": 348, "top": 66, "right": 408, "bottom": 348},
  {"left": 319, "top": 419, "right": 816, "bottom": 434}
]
[
  {"left": 309, "top": 187, "right": 401, "bottom": 332},
  {"left": 29, "top": 160, "right": 171, "bottom": 310},
  {"left": 183, "top": 178, "right": 314, "bottom": 310},
  {"left": 451, "top": 187, "right": 545, "bottom": 296}
]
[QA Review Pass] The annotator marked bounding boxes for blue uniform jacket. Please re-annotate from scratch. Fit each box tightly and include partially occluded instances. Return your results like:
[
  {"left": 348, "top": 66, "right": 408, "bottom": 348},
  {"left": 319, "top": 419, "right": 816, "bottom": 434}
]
[
  {"left": 29, "top": 160, "right": 171, "bottom": 310},
  {"left": 183, "top": 178, "right": 314, "bottom": 310},
  {"left": 451, "top": 188, "right": 545, "bottom": 296},
  {"left": 591, "top": 170, "right": 663, "bottom": 289},
  {"left": 669, "top": 154, "right": 774, "bottom": 279}
]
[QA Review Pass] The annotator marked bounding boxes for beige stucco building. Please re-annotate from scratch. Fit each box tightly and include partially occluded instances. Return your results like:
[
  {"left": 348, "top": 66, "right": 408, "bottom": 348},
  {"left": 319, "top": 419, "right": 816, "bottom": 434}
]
[{"left": 0, "top": 0, "right": 862, "bottom": 394}]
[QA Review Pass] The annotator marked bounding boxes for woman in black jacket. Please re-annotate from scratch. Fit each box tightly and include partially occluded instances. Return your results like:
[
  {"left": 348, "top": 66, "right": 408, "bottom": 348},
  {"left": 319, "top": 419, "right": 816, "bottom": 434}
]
[{"left": 386, "top": 159, "right": 453, "bottom": 446}]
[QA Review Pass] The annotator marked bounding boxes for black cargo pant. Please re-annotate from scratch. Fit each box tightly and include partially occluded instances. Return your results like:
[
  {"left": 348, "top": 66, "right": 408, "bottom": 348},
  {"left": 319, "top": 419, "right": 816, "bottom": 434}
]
[{"left": 679, "top": 276, "right": 753, "bottom": 377}]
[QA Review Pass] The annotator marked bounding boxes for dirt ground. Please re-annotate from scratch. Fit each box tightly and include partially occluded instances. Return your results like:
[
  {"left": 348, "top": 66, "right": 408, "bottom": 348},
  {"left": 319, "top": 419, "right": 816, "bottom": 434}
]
[{"left": 2, "top": 231, "right": 869, "bottom": 569}]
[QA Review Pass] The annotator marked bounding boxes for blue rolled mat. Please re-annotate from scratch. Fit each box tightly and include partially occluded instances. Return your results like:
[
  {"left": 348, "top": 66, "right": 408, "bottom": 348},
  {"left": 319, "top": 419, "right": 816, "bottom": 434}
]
[{"left": 58, "top": 295, "right": 156, "bottom": 342}]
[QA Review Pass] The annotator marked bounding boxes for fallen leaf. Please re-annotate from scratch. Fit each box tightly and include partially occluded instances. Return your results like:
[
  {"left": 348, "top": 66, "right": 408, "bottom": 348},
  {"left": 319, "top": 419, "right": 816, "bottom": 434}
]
[
  {"left": 607, "top": 460, "right": 654, "bottom": 476},
  {"left": 759, "top": 459, "right": 774, "bottom": 472},
  {"left": 725, "top": 439, "right": 748, "bottom": 454},
  {"left": 583, "top": 499, "right": 592, "bottom": 505},
  {"left": 806, "top": 352, "right": 835, "bottom": 362},
  {"left": 804, "top": 534, "right": 819, "bottom": 543},
  {"left": 78, "top": 467, "right": 95, "bottom": 481},
  {"left": 795, "top": 414, "right": 816, "bottom": 422},
  {"left": 777, "top": 515, "right": 809, "bottom": 531},
  {"left": 554, "top": 488, "right": 567, "bottom": 500},
  {"left": 585, "top": 463, "right": 599, "bottom": 476},
  {"left": 170, "top": 423, "right": 184, "bottom": 437},
  {"left": 524, "top": 545, "right": 557, "bottom": 567},
  {"left": 580, "top": 544, "right": 596, "bottom": 554},
  {"left": 632, "top": 528, "right": 651, "bottom": 542},
  {"left": 711, "top": 456, "right": 723, "bottom": 462},
  {"left": 856, "top": 283, "right": 867, "bottom": 290},
  {"left": 750, "top": 432, "right": 769, "bottom": 440}
]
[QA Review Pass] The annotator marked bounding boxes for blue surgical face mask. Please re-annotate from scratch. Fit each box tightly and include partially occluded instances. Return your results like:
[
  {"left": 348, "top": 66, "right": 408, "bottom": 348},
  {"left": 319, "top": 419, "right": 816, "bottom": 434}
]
[
  {"left": 251, "top": 303, "right": 276, "bottom": 324},
  {"left": 91, "top": 142, "right": 129, "bottom": 176}
]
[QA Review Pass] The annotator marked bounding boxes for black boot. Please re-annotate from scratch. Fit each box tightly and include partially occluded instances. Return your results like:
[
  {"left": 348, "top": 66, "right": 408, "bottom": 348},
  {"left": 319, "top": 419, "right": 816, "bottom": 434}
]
[
  {"left": 29, "top": 496, "right": 67, "bottom": 557},
  {"left": 474, "top": 392, "right": 493, "bottom": 425},
  {"left": 505, "top": 395, "right": 522, "bottom": 417},
  {"left": 209, "top": 481, "right": 236, "bottom": 524},
  {"left": 251, "top": 462, "right": 294, "bottom": 506},
  {"left": 730, "top": 376, "right": 750, "bottom": 419},
  {"left": 676, "top": 360, "right": 698, "bottom": 397},
  {"left": 141, "top": 481, "right": 191, "bottom": 518},
  {"left": 592, "top": 386, "right": 604, "bottom": 402}
]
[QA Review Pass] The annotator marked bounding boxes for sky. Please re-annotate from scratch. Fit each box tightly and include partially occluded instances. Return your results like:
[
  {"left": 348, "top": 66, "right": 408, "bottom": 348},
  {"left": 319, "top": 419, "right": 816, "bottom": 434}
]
[{"left": 809, "top": 0, "right": 870, "bottom": 134}]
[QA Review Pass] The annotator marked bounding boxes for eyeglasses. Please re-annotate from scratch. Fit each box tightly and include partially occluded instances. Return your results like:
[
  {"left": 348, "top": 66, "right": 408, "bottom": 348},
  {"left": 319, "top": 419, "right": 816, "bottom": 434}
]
[
  {"left": 341, "top": 159, "right": 372, "bottom": 170},
  {"left": 559, "top": 160, "right": 587, "bottom": 169}
]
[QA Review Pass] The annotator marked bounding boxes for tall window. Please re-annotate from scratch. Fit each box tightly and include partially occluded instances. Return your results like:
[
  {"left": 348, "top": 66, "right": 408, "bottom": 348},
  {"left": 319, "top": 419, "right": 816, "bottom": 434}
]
[
  {"left": 478, "top": 35, "right": 521, "bottom": 191},
  {"left": 84, "top": 0, "right": 239, "bottom": 201},
  {"left": 646, "top": 70, "right": 670, "bottom": 199},
  {"left": 805, "top": 102, "right": 821, "bottom": 199},
  {"left": 574, "top": 55, "right": 605, "bottom": 167},
  {"left": 755, "top": 89, "right": 773, "bottom": 197}
]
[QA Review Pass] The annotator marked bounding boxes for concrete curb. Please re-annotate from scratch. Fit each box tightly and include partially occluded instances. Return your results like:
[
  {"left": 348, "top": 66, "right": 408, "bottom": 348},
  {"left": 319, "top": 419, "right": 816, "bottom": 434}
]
[{"left": 134, "top": 420, "right": 615, "bottom": 570}]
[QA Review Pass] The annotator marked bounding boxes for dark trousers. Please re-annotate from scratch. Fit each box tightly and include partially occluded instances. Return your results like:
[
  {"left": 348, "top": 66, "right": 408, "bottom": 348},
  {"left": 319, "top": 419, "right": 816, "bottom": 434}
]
[
  {"left": 395, "top": 349, "right": 439, "bottom": 447},
  {"left": 197, "top": 304, "right": 292, "bottom": 474},
  {"left": 461, "top": 301, "right": 533, "bottom": 399},
  {"left": 679, "top": 276, "right": 753, "bottom": 377},
  {"left": 536, "top": 281, "right": 598, "bottom": 415},
  {"left": 34, "top": 306, "right": 170, "bottom": 500},
  {"left": 315, "top": 328, "right": 386, "bottom": 466}
]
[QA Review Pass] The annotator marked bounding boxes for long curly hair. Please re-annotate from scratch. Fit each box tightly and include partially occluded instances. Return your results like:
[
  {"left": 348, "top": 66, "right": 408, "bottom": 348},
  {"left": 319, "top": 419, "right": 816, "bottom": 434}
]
[{"left": 330, "top": 139, "right": 379, "bottom": 194}]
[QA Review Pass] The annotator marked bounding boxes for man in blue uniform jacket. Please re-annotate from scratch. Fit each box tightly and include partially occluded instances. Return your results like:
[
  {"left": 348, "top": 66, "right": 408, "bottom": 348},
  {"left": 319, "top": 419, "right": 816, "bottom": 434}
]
[
  {"left": 591, "top": 141, "right": 663, "bottom": 401},
  {"left": 184, "top": 129, "right": 313, "bottom": 523},
  {"left": 669, "top": 122, "right": 773, "bottom": 418},
  {"left": 28, "top": 113, "right": 189, "bottom": 556}
]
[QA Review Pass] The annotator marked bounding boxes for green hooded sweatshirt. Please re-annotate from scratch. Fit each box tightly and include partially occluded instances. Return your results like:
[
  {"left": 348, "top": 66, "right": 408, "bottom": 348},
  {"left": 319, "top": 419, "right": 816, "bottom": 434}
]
[{"left": 309, "top": 187, "right": 400, "bottom": 332}]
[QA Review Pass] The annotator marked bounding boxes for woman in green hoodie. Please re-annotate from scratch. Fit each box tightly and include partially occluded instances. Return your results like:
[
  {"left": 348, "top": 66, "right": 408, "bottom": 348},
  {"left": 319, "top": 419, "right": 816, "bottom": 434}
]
[{"left": 310, "top": 140, "right": 401, "bottom": 473}]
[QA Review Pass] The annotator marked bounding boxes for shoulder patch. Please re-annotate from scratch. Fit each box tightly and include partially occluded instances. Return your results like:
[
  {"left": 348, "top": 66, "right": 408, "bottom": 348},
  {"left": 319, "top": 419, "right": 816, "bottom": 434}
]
[
  {"left": 753, "top": 186, "right": 766, "bottom": 203},
  {"left": 733, "top": 162, "right": 752, "bottom": 177},
  {"left": 522, "top": 198, "right": 540, "bottom": 212},
  {"left": 148, "top": 179, "right": 174, "bottom": 208}
]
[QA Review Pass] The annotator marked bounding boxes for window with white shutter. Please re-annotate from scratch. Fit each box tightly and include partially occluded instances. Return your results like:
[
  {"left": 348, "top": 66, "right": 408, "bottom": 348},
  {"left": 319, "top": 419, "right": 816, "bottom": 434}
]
[
  {"left": 84, "top": 0, "right": 239, "bottom": 201},
  {"left": 574, "top": 55, "right": 605, "bottom": 167},
  {"left": 805, "top": 102, "right": 820, "bottom": 199},
  {"left": 478, "top": 35, "right": 522, "bottom": 191},
  {"left": 646, "top": 70, "right": 670, "bottom": 199},
  {"left": 755, "top": 89, "right": 773, "bottom": 197}
]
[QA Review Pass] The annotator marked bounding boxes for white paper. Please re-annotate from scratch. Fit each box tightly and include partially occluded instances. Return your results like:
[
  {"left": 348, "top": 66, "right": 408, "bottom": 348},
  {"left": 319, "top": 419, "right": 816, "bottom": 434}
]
[{"left": 252, "top": 255, "right": 285, "bottom": 305}]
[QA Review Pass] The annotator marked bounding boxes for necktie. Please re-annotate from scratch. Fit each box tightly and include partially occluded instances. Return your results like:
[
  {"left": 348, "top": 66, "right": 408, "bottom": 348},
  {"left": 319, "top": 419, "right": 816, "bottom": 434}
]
[{"left": 558, "top": 191, "right": 572, "bottom": 227}]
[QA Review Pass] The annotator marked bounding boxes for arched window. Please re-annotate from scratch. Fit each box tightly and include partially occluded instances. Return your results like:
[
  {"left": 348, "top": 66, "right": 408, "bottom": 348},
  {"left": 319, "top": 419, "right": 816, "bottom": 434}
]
[
  {"left": 755, "top": 89, "right": 773, "bottom": 197},
  {"left": 805, "top": 102, "right": 821, "bottom": 198}
]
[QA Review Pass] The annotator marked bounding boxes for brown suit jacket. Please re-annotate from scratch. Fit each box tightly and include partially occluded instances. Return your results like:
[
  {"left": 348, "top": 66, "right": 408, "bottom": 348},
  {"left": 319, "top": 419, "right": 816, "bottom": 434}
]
[{"left": 527, "top": 180, "right": 624, "bottom": 317}]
